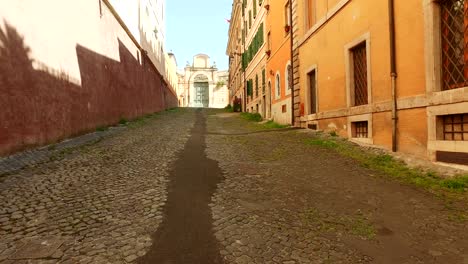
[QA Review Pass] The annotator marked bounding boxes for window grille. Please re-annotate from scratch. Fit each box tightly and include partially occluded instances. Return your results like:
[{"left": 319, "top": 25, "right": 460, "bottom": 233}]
[
  {"left": 351, "top": 42, "right": 368, "bottom": 106},
  {"left": 441, "top": 0, "right": 468, "bottom": 90},
  {"left": 352, "top": 121, "right": 368, "bottom": 138},
  {"left": 442, "top": 113, "right": 468, "bottom": 140}
]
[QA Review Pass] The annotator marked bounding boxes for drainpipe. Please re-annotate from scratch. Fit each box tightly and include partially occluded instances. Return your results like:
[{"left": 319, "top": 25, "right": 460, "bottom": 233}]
[
  {"left": 388, "top": 0, "right": 397, "bottom": 152},
  {"left": 289, "top": 0, "right": 295, "bottom": 126}
]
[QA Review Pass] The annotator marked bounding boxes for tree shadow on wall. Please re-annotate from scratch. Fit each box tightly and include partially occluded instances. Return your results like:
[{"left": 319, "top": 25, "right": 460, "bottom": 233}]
[
  {"left": 0, "top": 21, "right": 85, "bottom": 154},
  {"left": 0, "top": 21, "right": 176, "bottom": 155}
]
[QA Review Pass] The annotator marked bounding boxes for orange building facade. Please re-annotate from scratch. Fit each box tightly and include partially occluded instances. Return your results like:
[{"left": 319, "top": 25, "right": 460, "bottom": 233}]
[
  {"left": 266, "top": 0, "right": 293, "bottom": 124},
  {"left": 293, "top": 0, "right": 468, "bottom": 166},
  {"left": 228, "top": 0, "right": 468, "bottom": 166}
]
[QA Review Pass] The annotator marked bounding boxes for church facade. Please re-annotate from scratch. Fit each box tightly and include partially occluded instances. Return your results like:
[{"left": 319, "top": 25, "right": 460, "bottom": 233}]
[{"left": 177, "top": 54, "right": 229, "bottom": 108}]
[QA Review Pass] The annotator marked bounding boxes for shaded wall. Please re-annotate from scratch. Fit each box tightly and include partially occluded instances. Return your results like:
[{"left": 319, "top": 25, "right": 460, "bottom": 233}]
[{"left": 0, "top": 1, "right": 177, "bottom": 156}]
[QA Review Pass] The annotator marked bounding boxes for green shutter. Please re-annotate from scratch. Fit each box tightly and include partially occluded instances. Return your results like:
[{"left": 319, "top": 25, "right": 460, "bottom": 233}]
[
  {"left": 255, "top": 74, "right": 259, "bottom": 97},
  {"left": 247, "top": 79, "right": 253, "bottom": 96},
  {"left": 242, "top": 29, "right": 245, "bottom": 45},
  {"left": 253, "top": 0, "right": 257, "bottom": 18},
  {"left": 262, "top": 69, "right": 266, "bottom": 85},
  {"left": 241, "top": 23, "right": 265, "bottom": 70},
  {"left": 242, "top": 0, "right": 246, "bottom": 16},
  {"left": 262, "top": 69, "right": 266, "bottom": 94}
]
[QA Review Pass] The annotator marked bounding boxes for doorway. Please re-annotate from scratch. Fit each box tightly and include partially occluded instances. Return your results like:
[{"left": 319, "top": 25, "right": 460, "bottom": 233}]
[{"left": 194, "top": 82, "right": 209, "bottom": 107}]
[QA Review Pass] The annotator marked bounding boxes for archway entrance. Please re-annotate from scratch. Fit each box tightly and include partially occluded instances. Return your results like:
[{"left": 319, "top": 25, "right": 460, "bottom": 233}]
[{"left": 193, "top": 75, "right": 209, "bottom": 107}]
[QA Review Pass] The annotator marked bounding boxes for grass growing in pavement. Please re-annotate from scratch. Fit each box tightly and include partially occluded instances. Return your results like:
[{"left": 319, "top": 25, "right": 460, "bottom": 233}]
[
  {"left": 95, "top": 126, "right": 109, "bottom": 132},
  {"left": 239, "top": 113, "right": 291, "bottom": 130},
  {"left": 262, "top": 120, "right": 289, "bottom": 129},
  {"left": 224, "top": 104, "right": 234, "bottom": 112},
  {"left": 126, "top": 108, "right": 182, "bottom": 128},
  {"left": 304, "top": 137, "right": 468, "bottom": 195},
  {"left": 119, "top": 118, "right": 128, "bottom": 125},
  {"left": 301, "top": 208, "right": 376, "bottom": 240},
  {"left": 240, "top": 112, "right": 263, "bottom": 122}
]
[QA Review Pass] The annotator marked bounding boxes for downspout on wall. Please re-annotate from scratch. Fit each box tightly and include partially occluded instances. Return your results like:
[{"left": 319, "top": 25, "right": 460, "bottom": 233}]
[
  {"left": 289, "top": 0, "right": 295, "bottom": 125},
  {"left": 388, "top": 0, "right": 398, "bottom": 152}
]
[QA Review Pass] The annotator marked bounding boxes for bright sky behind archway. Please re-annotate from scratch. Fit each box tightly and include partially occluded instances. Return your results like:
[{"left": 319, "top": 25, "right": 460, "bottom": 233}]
[{"left": 166, "top": 0, "right": 232, "bottom": 71}]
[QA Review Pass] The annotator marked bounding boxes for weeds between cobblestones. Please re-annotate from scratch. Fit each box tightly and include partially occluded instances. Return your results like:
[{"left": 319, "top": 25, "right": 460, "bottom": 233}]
[
  {"left": 0, "top": 108, "right": 194, "bottom": 263},
  {"left": 207, "top": 110, "right": 467, "bottom": 264},
  {"left": 303, "top": 137, "right": 468, "bottom": 197}
]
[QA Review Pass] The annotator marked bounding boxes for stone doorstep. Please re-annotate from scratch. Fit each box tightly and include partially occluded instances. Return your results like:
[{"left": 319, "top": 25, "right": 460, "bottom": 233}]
[{"left": 8, "top": 237, "right": 66, "bottom": 260}]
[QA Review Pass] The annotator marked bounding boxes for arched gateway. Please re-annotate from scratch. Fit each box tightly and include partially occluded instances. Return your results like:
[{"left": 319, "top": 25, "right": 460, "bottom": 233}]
[{"left": 177, "top": 54, "right": 229, "bottom": 108}]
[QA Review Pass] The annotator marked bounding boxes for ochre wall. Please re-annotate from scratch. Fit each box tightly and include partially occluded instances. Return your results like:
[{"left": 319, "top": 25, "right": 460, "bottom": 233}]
[
  {"left": 397, "top": 108, "right": 428, "bottom": 157},
  {"left": 295, "top": 0, "right": 429, "bottom": 156},
  {"left": 0, "top": 0, "right": 177, "bottom": 156},
  {"left": 267, "top": 0, "right": 292, "bottom": 124}
]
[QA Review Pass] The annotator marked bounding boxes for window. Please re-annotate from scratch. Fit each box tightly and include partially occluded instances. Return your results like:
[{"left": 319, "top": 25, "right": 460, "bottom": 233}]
[
  {"left": 242, "top": 28, "right": 245, "bottom": 45},
  {"left": 285, "top": 1, "right": 291, "bottom": 33},
  {"left": 267, "top": 32, "right": 271, "bottom": 51},
  {"left": 351, "top": 42, "right": 368, "bottom": 106},
  {"left": 285, "top": 63, "right": 292, "bottom": 93},
  {"left": 255, "top": 74, "right": 259, "bottom": 97},
  {"left": 249, "top": 10, "right": 252, "bottom": 28},
  {"left": 307, "top": 0, "right": 316, "bottom": 28},
  {"left": 275, "top": 73, "right": 281, "bottom": 98},
  {"left": 247, "top": 79, "right": 253, "bottom": 97},
  {"left": 262, "top": 69, "right": 266, "bottom": 94},
  {"left": 441, "top": 0, "right": 468, "bottom": 90},
  {"left": 440, "top": 113, "right": 468, "bottom": 140},
  {"left": 253, "top": 0, "right": 257, "bottom": 18},
  {"left": 282, "top": 105, "right": 287, "bottom": 113},
  {"left": 308, "top": 70, "right": 317, "bottom": 114},
  {"left": 352, "top": 121, "right": 369, "bottom": 138},
  {"left": 242, "top": 0, "right": 246, "bottom": 16}
]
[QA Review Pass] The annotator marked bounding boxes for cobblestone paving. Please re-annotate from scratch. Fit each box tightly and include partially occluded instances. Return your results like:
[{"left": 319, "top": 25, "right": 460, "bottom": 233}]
[
  {"left": 0, "top": 109, "right": 194, "bottom": 263},
  {"left": 0, "top": 127, "right": 124, "bottom": 176},
  {"left": 206, "top": 112, "right": 468, "bottom": 264}
]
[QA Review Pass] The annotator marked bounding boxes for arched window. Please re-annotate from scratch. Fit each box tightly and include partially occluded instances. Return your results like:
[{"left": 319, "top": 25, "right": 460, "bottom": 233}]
[
  {"left": 285, "top": 62, "right": 292, "bottom": 94},
  {"left": 275, "top": 73, "right": 281, "bottom": 98}
]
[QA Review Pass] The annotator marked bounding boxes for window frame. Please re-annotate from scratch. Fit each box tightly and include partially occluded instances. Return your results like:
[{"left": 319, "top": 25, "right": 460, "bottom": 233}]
[
  {"left": 306, "top": 0, "right": 317, "bottom": 29},
  {"left": 344, "top": 32, "right": 372, "bottom": 108},
  {"left": 275, "top": 72, "right": 281, "bottom": 99},
  {"left": 347, "top": 114, "right": 373, "bottom": 145},
  {"left": 306, "top": 66, "right": 318, "bottom": 115},
  {"left": 285, "top": 61, "right": 292, "bottom": 95},
  {"left": 284, "top": 0, "right": 291, "bottom": 27},
  {"left": 439, "top": 0, "right": 468, "bottom": 91}
]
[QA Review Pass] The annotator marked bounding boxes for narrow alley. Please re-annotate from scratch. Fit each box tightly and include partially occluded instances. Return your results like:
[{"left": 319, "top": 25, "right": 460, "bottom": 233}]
[{"left": 0, "top": 109, "right": 466, "bottom": 264}]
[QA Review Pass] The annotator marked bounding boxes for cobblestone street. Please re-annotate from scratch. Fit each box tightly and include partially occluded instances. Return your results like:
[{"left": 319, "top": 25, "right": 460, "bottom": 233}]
[{"left": 0, "top": 109, "right": 467, "bottom": 263}]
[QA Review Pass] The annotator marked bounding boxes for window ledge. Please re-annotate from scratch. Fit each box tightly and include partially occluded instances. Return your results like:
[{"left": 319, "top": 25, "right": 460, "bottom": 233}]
[
  {"left": 428, "top": 140, "right": 468, "bottom": 153},
  {"left": 350, "top": 138, "right": 374, "bottom": 146}
]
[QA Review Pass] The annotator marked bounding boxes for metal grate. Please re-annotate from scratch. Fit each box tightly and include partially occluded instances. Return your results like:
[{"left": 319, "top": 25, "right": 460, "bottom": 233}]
[
  {"left": 441, "top": 0, "right": 468, "bottom": 90},
  {"left": 352, "top": 42, "right": 368, "bottom": 106},
  {"left": 353, "top": 121, "right": 368, "bottom": 138},
  {"left": 443, "top": 113, "right": 468, "bottom": 140}
]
